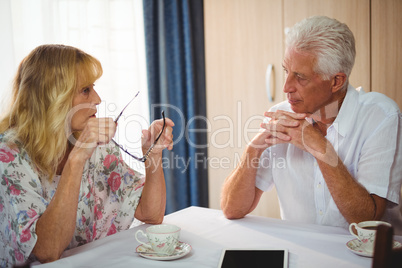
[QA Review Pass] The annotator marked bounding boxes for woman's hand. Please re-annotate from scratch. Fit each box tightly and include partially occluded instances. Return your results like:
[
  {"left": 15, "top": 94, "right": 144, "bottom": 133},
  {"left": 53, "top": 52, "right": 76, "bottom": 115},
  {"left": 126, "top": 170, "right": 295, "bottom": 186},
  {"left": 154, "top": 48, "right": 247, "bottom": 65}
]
[
  {"left": 141, "top": 117, "right": 175, "bottom": 157},
  {"left": 71, "top": 117, "right": 117, "bottom": 161}
]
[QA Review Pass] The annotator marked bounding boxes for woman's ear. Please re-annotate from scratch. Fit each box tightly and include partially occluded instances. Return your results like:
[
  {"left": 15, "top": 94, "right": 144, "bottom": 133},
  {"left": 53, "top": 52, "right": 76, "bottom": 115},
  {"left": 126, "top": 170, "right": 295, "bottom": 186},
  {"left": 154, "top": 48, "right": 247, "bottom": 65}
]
[{"left": 331, "top": 73, "right": 347, "bottom": 93}]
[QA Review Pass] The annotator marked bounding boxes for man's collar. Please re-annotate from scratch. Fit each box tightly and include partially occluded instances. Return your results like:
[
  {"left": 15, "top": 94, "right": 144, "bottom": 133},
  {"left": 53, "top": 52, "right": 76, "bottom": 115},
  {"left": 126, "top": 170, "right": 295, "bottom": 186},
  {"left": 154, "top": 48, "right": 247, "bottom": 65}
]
[{"left": 331, "top": 84, "right": 360, "bottom": 137}]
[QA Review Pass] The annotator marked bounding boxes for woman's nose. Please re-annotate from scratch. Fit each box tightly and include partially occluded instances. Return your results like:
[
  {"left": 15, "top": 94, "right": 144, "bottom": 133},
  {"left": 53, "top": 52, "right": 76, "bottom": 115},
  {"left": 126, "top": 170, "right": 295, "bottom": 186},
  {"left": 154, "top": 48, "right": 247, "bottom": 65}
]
[{"left": 92, "top": 90, "right": 101, "bottom": 105}]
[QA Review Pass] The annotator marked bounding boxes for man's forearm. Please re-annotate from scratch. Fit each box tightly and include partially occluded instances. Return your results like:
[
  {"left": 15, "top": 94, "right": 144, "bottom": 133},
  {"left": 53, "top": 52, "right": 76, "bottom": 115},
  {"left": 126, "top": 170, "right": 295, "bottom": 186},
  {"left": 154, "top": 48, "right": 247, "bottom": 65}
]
[
  {"left": 221, "top": 145, "right": 265, "bottom": 219},
  {"left": 316, "top": 144, "right": 386, "bottom": 223}
]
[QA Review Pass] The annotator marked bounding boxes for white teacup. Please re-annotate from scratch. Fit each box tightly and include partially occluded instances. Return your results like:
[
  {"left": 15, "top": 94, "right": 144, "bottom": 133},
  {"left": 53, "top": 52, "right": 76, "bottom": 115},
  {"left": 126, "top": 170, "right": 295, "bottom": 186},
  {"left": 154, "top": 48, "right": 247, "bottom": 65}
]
[
  {"left": 349, "top": 220, "right": 391, "bottom": 253},
  {"left": 135, "top": 224, "right": 181, "bottom": 255}
]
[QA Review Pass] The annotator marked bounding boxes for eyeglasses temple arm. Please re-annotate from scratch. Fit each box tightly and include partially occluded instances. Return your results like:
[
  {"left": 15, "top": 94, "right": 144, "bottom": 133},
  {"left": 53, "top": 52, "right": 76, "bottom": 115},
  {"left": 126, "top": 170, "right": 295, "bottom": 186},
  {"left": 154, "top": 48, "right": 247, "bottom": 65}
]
[
  {"left": 114, "top": 91, "right": 140, "bottom": 123},
  {"left": 143, "top": 111, "right": 166, "bottom": 159}
]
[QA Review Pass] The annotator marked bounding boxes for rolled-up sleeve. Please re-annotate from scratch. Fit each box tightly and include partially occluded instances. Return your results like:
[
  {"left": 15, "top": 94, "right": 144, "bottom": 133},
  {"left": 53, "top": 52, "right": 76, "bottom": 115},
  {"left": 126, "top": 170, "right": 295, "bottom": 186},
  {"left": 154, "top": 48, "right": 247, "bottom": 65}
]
[{"left": 357, "top": 112, "right": 402, "bottom": 204}]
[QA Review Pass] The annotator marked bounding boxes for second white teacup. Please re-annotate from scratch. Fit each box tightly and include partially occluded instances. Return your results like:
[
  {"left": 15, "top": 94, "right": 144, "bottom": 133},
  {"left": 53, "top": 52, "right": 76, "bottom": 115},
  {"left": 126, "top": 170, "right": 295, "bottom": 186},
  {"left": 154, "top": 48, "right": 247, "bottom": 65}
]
[
  {"left": 349, "top": 220, "right": 391, "bottom": 253},
  {"left": 135, "top": 224, "right": 181, "bottom": 255}
]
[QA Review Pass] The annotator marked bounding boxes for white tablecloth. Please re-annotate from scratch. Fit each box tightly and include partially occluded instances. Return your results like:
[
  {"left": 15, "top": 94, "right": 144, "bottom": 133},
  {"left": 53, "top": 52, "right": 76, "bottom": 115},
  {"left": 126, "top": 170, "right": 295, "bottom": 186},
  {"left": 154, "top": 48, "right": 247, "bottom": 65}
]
[{"left": 34, "top": 206, "right": 402, "bottom": 267}]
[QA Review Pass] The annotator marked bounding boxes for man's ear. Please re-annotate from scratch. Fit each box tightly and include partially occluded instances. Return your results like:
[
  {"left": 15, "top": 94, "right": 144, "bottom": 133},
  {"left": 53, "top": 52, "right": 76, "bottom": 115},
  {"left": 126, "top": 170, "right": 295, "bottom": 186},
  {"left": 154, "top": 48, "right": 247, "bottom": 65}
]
[{"left": 331, "top": 73, "right": 347, "bottom": 93}]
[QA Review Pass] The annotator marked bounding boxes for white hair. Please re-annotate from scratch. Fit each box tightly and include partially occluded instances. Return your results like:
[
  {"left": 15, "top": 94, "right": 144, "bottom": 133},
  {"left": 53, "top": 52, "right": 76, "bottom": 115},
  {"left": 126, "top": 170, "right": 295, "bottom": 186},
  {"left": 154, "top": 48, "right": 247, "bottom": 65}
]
[{"left": 286, "top": 16, "right": 356, "bottom": 82}]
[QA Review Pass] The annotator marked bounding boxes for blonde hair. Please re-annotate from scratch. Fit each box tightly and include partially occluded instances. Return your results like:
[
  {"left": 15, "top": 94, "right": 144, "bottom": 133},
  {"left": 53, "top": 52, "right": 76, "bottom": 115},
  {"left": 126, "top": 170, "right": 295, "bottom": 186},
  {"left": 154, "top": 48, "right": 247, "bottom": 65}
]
[{"left": 0, "top": 44, "right": 102, "bottom": 179}]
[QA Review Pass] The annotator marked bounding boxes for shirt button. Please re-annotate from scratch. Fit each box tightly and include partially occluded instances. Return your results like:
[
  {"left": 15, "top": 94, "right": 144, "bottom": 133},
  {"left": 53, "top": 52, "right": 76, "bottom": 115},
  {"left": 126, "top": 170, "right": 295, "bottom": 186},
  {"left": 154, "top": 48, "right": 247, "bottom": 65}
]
[
  {"left": 319, "top": 210, "right": 323, "bottom": 216},
  {"left": 317, "top": 182, "right": 322, "bottom": 189}
]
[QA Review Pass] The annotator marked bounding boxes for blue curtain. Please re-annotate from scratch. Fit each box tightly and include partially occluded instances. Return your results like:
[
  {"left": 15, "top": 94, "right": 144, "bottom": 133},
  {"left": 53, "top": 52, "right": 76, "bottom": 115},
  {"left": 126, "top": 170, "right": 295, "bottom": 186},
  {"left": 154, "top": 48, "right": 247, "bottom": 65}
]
[{"left": 143, "top": 0, "right": 208, "bottom": 214}]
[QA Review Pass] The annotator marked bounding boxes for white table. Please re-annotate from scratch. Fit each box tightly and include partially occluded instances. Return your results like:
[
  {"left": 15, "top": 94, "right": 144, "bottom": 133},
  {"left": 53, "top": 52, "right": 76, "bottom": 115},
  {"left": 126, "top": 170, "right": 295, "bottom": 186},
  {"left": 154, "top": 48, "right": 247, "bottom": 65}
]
[{"left": 34, "top": 206, "right": 402, "bottom": 268}]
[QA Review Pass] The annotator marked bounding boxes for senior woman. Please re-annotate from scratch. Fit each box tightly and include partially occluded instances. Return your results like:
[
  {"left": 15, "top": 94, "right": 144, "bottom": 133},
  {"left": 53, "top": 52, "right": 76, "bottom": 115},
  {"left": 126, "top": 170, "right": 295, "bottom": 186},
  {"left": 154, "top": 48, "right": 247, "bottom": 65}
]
[{"left": 0, "top": 44, "right": 174, "bottom": 267}]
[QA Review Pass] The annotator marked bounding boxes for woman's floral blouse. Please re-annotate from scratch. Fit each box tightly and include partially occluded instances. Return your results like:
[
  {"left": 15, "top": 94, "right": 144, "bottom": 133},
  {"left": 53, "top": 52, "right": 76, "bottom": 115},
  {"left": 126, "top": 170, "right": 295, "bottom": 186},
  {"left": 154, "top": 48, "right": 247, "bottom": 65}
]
[{"left": 0, "top": 134, "right": 145, "bottom": 268}]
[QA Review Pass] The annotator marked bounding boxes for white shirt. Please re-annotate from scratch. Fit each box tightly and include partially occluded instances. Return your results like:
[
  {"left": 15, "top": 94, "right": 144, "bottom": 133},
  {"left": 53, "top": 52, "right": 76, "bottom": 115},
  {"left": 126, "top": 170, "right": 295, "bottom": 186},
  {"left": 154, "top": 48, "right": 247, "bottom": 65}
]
[{"left": 255, "top": 85, "right": 402, "bottom": 234}]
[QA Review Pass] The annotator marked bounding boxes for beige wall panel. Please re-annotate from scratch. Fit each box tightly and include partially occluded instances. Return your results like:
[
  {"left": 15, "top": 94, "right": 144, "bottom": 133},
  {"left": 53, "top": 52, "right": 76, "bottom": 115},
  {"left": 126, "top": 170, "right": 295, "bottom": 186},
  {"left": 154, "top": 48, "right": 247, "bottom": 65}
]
[
  {"left": 371, "top": 0, "right": 402, "bottom": 108},
  {"left": 283, "top": 0, "right": 371, "bottom": 91},
  {"left": 204, "top": 0, "right": 283, "bottom": 218}
]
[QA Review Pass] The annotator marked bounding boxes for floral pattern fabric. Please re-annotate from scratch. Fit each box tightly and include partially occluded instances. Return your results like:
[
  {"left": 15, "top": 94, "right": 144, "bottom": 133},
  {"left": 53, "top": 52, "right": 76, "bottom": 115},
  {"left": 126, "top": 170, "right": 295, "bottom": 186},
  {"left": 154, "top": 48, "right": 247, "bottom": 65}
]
[{"left": 0, "top": 134, "right": 145, "bottom": 268}]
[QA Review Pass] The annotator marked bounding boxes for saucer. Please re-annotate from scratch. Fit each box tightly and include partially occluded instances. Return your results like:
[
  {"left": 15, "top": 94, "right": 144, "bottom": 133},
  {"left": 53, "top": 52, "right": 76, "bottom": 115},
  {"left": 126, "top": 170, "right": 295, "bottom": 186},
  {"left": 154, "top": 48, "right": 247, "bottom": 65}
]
[
  {"left": 346, "top": 238, "right": 402, "bottom": 257},
  {"left": 136, "top": 241, "right": 192, "bottom": 261}
]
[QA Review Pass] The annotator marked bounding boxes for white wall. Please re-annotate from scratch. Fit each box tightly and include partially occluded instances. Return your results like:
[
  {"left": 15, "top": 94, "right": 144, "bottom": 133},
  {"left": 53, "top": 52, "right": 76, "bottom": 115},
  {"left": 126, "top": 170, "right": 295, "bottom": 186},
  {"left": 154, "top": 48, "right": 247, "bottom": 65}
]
[{"left": 0, "top": 0, "right": 16, "bottom": 109}]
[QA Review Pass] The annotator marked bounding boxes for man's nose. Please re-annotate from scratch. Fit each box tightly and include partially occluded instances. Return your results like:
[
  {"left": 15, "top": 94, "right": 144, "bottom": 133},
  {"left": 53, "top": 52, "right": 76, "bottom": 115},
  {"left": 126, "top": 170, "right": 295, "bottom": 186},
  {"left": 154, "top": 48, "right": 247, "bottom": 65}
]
[{"left": 283, "top": 75, "right": 296, "bottom": 94}]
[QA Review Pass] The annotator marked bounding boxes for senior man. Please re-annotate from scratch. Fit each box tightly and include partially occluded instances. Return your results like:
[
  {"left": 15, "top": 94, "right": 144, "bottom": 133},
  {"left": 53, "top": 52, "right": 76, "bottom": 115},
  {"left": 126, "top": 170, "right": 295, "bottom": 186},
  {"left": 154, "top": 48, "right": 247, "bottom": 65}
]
[{"left": 221, "top": 16, "right": 402, "bottom": 234}]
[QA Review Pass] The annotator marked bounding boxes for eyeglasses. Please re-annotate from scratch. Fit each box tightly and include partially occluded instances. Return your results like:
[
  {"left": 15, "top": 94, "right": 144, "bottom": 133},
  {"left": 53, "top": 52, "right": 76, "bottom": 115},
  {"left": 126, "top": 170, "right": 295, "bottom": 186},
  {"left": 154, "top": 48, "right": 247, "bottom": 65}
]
[{"left": 111, "top": 91, "right": 166, "bottom": 162}]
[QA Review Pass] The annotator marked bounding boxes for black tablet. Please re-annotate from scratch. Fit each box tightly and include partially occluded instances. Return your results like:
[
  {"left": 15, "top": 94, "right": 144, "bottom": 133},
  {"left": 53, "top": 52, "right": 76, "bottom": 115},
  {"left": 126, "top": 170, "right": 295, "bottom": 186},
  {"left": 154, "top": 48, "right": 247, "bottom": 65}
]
[{"left": 218, "top": 248, "right": 289, "bottom": 268}]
